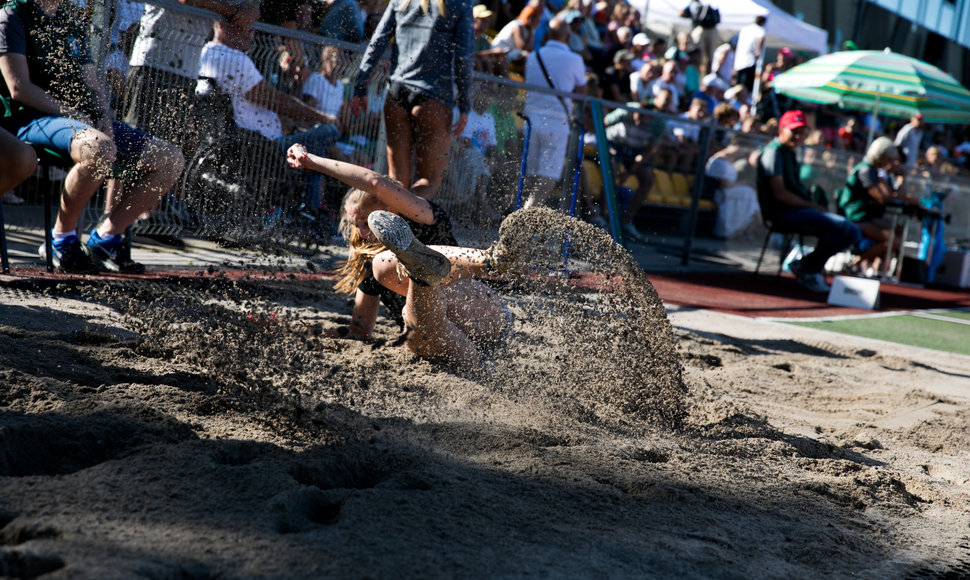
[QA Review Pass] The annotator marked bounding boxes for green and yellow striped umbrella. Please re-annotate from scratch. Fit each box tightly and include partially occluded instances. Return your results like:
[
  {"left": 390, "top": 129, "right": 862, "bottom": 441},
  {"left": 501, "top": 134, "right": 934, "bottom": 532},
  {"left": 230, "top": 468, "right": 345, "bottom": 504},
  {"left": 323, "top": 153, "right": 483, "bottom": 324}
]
[{"left": 771, "top": 48, "right": 970, "bottom": 124}]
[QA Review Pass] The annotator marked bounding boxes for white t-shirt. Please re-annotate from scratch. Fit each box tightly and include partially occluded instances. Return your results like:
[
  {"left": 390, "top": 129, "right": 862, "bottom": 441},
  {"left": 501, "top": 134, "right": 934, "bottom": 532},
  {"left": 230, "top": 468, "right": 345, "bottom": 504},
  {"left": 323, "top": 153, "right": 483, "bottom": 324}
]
[
  {"left": 733, "top": 23, "right": 765, "bottom": 71},
  {"left": 711, "top": 43, "right": 734, "bottom": 83},
  {"left": 302, "top": 72, "right": 345, "bottom": 118},
  {"left": 197, "top": 42, "right": 283, "bottom": 141},
  {"left": 523, "top": 40, "right": 587, "bottom": 127},
  {"left": 129, "top": 8, "right": 214, "bottom": 77},
  {"left": 461, "top": 110, "right": 497, "bottom": 154}
]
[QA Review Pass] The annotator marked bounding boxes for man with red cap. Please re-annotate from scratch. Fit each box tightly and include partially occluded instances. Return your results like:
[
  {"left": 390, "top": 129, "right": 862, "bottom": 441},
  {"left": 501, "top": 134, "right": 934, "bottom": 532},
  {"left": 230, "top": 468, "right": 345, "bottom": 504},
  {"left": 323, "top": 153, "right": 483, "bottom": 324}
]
[{"left": 756, "top": 110, "right": 862, "bottom": 292}]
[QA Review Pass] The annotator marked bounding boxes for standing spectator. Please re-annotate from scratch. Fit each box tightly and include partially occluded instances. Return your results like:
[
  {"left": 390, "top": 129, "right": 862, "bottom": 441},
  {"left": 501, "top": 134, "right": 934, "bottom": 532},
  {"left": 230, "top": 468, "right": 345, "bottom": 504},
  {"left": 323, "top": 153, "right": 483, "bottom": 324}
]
[
  {"left": 351, "top": 0, "right": 474, "bottom": 200},
  {"left": 603, "top": 100, "right": 655, "bottom": 240},
  {"left": 0, "top": 0, "right": 185, "bottom": 273},
  {"left": 647, "top": 59, "right": 681, "bottom": 111},
  {"left": 317, "top": 0, "right": 365, "bottom": 43},
  {"left": 491, "top": 4, "right": 541, "bottom": 74},
  {"left": 125, "top": 0, "right": 258, "bottom": 157},
  {"left": 521, "top": 17, "right": 586, "bottom": 209},
  {"left": 710, "top": 35, "right": 736, "bottom": 85},
  {"left": 601, "top": 49, "right": 636, "bottom": 102},
  {"left": 733, "top": 15, "right": 766, "bottom": 93},
  {"left": 755, "top": 110, "right": 862, "bottom": 292},
  {"left": 680, "top": 0, "right": 719, "bottom": 72},
  {"left": 893, "top": 114, "right": 925, "bottom": 171}
]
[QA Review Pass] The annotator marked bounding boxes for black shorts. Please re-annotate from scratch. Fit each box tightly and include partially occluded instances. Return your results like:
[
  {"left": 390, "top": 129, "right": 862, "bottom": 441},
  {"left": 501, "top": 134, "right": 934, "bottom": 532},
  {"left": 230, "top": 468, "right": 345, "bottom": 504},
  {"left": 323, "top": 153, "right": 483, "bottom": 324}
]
[{"left": 387, "top": 81, "right": 435, "bottom": 110}]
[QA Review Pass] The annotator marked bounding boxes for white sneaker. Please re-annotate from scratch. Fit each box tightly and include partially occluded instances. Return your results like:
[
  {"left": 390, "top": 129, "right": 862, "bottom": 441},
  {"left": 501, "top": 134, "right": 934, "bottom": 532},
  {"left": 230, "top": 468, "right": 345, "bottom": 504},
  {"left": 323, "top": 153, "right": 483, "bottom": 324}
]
[{"left": 367, "top": 210, "right": 451, "bottom": 287}]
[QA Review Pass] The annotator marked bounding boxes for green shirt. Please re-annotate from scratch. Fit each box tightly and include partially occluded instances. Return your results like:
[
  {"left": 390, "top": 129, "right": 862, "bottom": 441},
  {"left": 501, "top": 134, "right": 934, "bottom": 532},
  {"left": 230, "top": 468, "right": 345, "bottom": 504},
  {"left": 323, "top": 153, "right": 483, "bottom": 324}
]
[
  {"left": 0, "top": 0, "right": 96, "bottom": 120},
  {"left": 838, "top": 161, "right": 884, "bottom": 223},
  {"left": 756, "top": 138, "right": 809, "bottom": 219}
]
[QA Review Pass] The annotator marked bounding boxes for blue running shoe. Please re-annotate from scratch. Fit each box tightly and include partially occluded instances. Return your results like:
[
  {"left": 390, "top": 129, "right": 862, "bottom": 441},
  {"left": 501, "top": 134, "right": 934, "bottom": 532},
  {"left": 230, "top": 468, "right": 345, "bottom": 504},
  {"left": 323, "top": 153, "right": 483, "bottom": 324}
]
[
  {"left": 83, "top": 230, "right": 146, "bottom": 274},
  {"left": 38, "top": 234, "right": 98, "bottom": 274}
]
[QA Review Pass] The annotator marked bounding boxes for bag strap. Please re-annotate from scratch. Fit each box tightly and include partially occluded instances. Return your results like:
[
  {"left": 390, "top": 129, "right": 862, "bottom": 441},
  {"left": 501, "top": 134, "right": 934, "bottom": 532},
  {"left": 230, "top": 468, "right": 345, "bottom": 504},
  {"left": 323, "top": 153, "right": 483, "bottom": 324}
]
[{"left": 534, "top": 47, "right": 573, "bottom": 119}]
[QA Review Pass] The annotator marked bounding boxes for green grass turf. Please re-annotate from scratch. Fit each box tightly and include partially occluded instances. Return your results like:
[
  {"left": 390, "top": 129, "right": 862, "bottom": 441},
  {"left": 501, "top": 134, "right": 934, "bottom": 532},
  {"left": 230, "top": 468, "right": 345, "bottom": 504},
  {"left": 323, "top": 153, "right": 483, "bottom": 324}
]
[{"left": 789, "top": 311, "right": 970, "bottom": 356}]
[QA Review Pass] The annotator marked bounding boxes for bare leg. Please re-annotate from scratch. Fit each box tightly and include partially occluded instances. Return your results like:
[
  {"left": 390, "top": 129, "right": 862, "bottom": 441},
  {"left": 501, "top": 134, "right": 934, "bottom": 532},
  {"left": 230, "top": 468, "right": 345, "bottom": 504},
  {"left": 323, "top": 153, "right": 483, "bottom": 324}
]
[
  {"left": 57, "top": 128, "right": 116, "bottom": 233},
  {"left": 0, "top": 129, "right": 37, "bottom": 193},
  {"left": 623, "top": 163, "right": 654, "bottom": 224},
  {"left": 383, "top": 96, "right": 414, "bottom": 190},
  {"left": 409, "top": 99, "right": 454, "bottom": 200},
  {"left": 97, "top": 138, "right": 184, "bottom": 237}
]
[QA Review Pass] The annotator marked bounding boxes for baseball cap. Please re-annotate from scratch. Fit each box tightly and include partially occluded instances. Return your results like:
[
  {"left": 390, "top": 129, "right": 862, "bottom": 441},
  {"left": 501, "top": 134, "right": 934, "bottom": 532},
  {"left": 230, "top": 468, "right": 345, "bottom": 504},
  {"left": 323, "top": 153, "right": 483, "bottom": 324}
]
[
  {"left": 702, "top": 73, "right": 728, "bottom": 91},
  {"left": 562, "top": 9, "right": 583, "bottom": 23},
  {"left": 842, "top": 40, "right": 858, "bottom": 51},
  {"left": 632, "top": 32, "right": 650, "bottom": 46},
  {"left": 664, "top": 47, "right": 688, "bottom": 62},
  {"left": 779, "top": 110, "right": 808, "bottom": 130},
  {"left": 613, "top": 49, "right": 635, "bottom": 64},
  {"left": 473, "top": 4, "right": 493, "bottom": 18}
]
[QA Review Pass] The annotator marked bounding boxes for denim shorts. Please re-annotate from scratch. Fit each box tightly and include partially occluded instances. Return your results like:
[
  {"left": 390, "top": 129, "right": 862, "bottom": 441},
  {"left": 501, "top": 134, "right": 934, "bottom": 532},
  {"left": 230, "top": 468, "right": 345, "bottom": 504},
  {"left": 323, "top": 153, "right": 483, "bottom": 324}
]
[{"left": 12, "top": 115, "right": 152, "bottom": 171}]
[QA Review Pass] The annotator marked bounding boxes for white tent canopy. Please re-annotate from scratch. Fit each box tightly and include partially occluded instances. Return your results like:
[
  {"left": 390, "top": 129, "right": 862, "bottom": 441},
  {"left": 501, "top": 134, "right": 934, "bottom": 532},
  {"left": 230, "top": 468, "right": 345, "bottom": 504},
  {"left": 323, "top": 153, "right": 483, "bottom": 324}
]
[{"left": 629, "top": 0, "right": 829, "bottom": 56}]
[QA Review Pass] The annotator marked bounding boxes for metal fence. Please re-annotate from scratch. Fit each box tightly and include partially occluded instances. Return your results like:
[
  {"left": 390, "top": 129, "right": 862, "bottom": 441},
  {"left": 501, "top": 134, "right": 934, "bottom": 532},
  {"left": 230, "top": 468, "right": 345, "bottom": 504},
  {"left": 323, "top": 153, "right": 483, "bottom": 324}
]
[{"left": 13, "top": 0, "right": 970, "bottom": 264}]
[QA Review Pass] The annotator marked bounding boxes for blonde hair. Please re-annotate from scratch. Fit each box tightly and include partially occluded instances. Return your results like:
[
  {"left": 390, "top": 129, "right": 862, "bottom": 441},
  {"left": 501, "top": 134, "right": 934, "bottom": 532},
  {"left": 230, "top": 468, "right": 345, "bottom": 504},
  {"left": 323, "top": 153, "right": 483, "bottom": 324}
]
[
  {"left": 334, "top": 188, "right": 387, "bottom": 295},
  {"left": 398, "top": 0, "right": 447, "bottom": 17}
]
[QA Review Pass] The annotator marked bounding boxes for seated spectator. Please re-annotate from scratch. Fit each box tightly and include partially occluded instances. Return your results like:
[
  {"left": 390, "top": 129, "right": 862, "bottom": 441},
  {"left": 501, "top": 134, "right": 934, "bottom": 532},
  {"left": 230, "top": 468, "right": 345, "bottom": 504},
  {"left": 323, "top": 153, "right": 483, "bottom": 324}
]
[
  {"left": 560, "top": 8, "right": 592, "bottom": 63},
  {"left": 695, "top": 73, "right": 727, "bottom": 114},
  {"left": 629, "top": 59, "right": 660, "bottom": 103},
  {"left": 646, "top": 60, "right": 681, "bottom": 111},
  {"left": 724, "top": 83, "right": 750, "bottom": 110},
  {"left": 317, "top": 0, "right": 365, "bottom": 43},
  {"left": 198, "top": 18, "right": 340, "bottom": 206},
  {"left": 664, "top": 97, "right": 709, "bottom": 173},
  {"left": 601, "top": 49, "right": 636, "bottom": 102},
  {"left": 0, "top": 0, "right": 185, "bottom": 274},
  {"left": 837, "top": 136, "right": 916, "bottom": 275},
  {"left": 491, "top": 3, "right": 541, "bottom": 75},
  {"left": 260, "top": 0, "right": 316, "bottom": 93},
  {"left": 706, "top": 141, "right": 759, "bottom": 239},
  {"left": 472, "top": 4, "right": 507, "bottom": 75},
  {"left": 604, "top": 99, "right": 658, "bottom": 240},
  {"left": 837, "top": 117, "right": 866, "bottom": 154},
  {"left": 647, "top": 35, "right": 667, "bottom": 62},
  {"left": 756, "top": 110, "right": 862, "bottom": 292}
]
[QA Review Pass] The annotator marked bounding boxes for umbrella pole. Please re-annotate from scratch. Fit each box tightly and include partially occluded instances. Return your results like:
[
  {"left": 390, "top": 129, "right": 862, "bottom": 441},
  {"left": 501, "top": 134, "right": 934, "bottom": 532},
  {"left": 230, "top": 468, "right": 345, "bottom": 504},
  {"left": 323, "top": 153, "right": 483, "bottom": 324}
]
[{"left": 867, "top": 90, "right": 881, "bottom": 148}]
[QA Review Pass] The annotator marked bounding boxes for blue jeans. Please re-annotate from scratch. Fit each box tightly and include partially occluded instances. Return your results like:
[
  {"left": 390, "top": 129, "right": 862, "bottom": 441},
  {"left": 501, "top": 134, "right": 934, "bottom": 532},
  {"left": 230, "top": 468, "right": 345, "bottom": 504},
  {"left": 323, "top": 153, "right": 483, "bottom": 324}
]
[
  {"left": 772, "top": 208, "right": 861, "bottom": 274},
  {"left": 277, "top": 123, "right": 340, "bottom": 209}
]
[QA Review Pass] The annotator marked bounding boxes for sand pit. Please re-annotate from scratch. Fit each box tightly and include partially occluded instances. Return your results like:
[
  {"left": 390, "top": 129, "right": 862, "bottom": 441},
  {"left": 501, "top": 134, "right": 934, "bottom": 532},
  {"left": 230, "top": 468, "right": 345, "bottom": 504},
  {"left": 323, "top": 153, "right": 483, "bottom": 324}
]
[{"left": 1, "top": 209, "right": 969, "bottom": 578}]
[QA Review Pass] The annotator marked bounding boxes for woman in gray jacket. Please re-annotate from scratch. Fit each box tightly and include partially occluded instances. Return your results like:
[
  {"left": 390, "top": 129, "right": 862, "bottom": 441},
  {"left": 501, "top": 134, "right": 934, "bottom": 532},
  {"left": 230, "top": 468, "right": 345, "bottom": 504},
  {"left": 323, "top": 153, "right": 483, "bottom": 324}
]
[{"left": 351, "top": 0, "right": 474, "bottom": 200}]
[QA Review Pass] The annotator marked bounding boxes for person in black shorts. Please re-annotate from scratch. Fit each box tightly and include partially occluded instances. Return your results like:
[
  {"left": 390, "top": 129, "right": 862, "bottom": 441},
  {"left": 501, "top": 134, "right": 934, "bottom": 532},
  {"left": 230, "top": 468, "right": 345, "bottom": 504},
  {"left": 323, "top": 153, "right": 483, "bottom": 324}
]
[{"left": 286, "top": 143, "right": 512, "bottom": 366}]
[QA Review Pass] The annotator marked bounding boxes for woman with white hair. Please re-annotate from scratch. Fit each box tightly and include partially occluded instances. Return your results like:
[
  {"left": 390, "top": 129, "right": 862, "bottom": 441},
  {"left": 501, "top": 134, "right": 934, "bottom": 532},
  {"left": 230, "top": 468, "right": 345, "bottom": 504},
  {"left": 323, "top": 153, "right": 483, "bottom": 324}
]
[{"left": 837, "top": 136, "right": 919, "bottom": 275}]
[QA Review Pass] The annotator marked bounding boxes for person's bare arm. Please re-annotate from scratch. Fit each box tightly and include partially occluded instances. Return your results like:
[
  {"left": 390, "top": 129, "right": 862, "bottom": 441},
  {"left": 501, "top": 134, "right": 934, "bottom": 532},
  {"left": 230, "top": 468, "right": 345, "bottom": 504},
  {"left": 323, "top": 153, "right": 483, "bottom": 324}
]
[
  {"left": 325, "top": 290, "right": 379, "bottom": 339},
  {"left": 286, "top": 143, "right": 435, "bottom": 224},
  {"left": 0, "top": 53, "right": 91, "bottom": 122},
  {"left": 245, "top": 80, "right": 335, "bottom": 125}
]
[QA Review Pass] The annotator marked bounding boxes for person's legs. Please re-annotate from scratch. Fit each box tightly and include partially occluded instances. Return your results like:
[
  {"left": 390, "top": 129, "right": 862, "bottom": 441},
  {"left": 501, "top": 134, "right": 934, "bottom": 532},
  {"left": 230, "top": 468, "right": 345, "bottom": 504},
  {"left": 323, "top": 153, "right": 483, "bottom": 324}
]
[
  {"left": 410, "top": 98, "right": 454, "bottom": 200},
  {"left": 623, "top": 161, "right": 653, "bottom": 224},
  {"left": 774, "top": 207, "right": 862, "bottom": 274},
  {"left": 383, "top": 92, "right": 414, "bottom": 190},
  {"left": 0, "top": 127, "right": 38, "bottom": 193},
  {"left": 523, "top": 124, "right": 568, "bottom": 209},
  {"left": 96, "top": 123, "right": 185, "bottom": 237}
]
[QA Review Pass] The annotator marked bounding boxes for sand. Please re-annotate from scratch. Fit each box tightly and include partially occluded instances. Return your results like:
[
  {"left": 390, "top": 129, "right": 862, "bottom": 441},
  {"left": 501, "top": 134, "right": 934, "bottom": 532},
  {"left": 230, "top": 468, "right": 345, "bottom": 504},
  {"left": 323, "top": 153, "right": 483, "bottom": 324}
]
[{"left": 1, "top": 209, "right": 969, "bottom": 579}]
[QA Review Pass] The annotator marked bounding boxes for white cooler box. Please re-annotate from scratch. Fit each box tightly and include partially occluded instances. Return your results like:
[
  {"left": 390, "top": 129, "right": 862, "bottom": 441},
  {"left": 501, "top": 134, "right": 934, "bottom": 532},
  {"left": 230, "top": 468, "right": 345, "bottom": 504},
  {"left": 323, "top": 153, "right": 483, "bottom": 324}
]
[{"left": 935, "top": 250, "right": 970, "bottom": 288}]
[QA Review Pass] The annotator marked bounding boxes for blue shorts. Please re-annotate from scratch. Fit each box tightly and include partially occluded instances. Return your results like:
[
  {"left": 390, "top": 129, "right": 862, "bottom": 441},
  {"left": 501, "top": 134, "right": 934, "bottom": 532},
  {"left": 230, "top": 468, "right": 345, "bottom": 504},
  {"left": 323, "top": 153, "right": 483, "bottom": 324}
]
[{"left": 13, "top": 116, "right": 152, "bottom": 172}]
